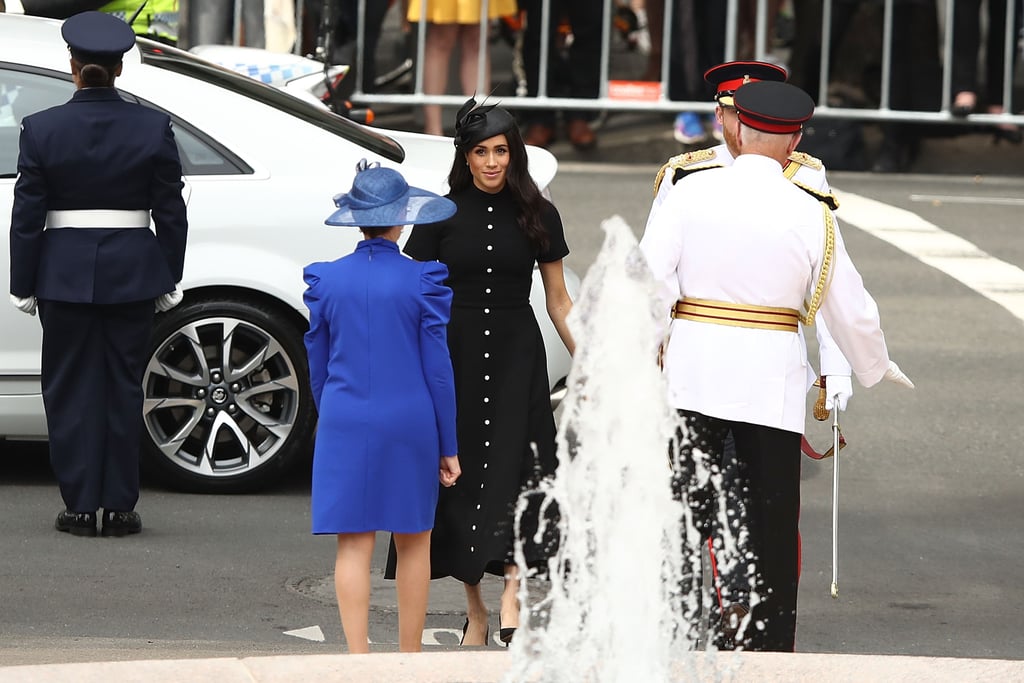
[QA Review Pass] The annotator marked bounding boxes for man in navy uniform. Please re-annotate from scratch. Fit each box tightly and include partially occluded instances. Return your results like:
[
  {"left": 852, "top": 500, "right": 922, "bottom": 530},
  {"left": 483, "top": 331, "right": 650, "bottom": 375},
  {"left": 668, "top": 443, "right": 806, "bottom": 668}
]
[
  {"left": 9, "top": 11, "right": 189, "bottom": 537},
  {"left": 640, "top": 80, "right": 913, "bottom": 650}
]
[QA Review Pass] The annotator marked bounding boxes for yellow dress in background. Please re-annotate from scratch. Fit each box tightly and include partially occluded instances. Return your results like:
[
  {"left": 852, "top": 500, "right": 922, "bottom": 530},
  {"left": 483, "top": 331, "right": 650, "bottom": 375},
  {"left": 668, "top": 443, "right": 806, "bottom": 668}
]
[{"left": 407, "top": 0, "right": 518, "bottom": 24}]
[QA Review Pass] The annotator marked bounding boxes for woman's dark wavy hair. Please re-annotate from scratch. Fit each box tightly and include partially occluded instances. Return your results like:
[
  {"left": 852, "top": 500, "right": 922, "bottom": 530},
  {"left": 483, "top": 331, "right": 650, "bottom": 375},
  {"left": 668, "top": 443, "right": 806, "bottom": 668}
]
[{"left": 447, "top": 99, "right": 549, "bottom": 253}]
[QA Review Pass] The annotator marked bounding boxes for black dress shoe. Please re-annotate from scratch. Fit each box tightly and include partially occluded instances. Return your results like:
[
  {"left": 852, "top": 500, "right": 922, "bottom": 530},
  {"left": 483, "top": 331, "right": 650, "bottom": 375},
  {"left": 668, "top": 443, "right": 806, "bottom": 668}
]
[
  {"left": 992, "top": 125, "right": 1023, "bottom": 145},
  {"left": 55, "top": 510, "right": 97, "bottom": 537},
  {"left": 101, "top": 510, "right": 142, "bottom": 537}
]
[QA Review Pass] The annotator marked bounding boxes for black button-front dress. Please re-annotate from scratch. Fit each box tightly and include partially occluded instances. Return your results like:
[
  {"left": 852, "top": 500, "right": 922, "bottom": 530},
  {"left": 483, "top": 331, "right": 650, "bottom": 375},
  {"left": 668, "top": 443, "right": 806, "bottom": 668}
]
[{"left": 401, "top": 184, "right": 569, "bottom": 584}]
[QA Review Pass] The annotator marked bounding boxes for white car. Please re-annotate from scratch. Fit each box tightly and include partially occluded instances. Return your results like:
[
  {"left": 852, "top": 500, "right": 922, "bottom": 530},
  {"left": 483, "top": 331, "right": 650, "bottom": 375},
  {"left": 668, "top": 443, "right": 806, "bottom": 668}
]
[{"left": 0, "top": 14, "right": 577, "bottom": 493}]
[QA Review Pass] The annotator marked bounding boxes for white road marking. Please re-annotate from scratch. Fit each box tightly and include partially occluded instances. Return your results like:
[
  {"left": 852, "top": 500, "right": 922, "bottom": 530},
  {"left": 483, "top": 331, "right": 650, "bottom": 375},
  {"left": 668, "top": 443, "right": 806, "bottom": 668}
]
[
  {"left": 835, "top": 189, "right": 1024, "bottom": 324},
  {"left": 422, "top": 627, "right": 461, "bottom": 645},
  {"left": 283, "top": 625, "right": 325, "bottom": 642},
  {"left": 421, "top": 627, "right": 506, "bottom": 647},
  {"left": 909, "top": 194, "right": 1024, "bottom": 206}
]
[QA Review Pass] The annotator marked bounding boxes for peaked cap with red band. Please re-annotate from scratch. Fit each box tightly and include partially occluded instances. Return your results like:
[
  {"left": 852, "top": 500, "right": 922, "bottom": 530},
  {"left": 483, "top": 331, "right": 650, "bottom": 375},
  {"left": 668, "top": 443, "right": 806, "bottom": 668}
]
[
  {"left": 733, "top": 81, "right": 815, "bottom": 134},
  {"left": 703, "top": 60, "right": 788, "bottom": 106}
]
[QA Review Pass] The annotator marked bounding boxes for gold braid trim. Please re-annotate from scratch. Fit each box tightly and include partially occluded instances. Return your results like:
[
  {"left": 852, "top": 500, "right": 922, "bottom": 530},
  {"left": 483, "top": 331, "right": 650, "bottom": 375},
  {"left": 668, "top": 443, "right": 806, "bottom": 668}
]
[
  {"left": 653, "top": 162, "right": 673, "bottom": 197},
  {"left": 652, "top": 148, "right": 718, "bottom": 197},
  {"left": 801, "top": 202, "right": 836, "bottom": 326},
  {"left": 787, "top": 151, "right": 824, "bottom": 170},
  {"left": 792, "top": 179, "right": 840, "bottom": 211}
]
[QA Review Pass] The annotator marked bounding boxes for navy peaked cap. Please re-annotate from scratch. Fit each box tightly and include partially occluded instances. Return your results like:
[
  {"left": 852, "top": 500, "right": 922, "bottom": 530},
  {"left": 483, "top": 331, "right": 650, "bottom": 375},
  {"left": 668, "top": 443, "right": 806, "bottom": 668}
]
[{"left": 62, "top": 11, "right": 136, "bottom": 64}]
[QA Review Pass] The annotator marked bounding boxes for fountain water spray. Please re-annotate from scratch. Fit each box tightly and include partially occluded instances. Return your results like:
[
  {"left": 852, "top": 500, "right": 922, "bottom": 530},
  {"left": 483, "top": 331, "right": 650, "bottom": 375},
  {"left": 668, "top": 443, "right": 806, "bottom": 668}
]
[{"left": 504, "top": 216, "right": 700, "bottom": 683}]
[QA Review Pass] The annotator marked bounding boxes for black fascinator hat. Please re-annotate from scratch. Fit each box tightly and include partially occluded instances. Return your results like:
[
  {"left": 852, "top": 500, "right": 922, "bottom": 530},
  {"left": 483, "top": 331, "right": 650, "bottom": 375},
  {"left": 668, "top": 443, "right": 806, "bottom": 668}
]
[{"left": 452, "top": 97, "right": 516, "bottom": 150}]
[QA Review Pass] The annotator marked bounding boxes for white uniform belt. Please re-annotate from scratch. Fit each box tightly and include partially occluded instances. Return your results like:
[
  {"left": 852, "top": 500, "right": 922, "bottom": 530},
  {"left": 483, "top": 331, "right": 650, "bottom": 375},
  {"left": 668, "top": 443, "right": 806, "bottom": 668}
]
[{"left": 45, "top": 209, "right": 151, "bottom": 229}]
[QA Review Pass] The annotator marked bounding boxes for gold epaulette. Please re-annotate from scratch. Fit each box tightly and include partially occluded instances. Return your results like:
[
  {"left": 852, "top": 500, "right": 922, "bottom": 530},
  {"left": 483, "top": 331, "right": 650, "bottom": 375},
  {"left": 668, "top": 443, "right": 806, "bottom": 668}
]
[
  {"left": 652, "top": 148, "right": 719, "bottom": 197},
  {"left": 787, "top": 151, "right": 823, "bottom": 170},
  {"left": 792, "top": 180, "right": 840, "bottom": 211}
]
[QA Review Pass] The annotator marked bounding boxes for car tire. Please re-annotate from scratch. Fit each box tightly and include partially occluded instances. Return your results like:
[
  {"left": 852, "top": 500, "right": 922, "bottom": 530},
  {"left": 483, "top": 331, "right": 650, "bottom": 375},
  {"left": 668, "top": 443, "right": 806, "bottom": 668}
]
[{"left": 141, "top": 295, "right": 315, "bottom": 493}]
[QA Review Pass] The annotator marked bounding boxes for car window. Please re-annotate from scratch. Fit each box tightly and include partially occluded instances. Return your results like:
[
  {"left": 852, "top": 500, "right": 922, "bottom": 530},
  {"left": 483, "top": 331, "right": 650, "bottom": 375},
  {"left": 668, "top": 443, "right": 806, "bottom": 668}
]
[
  {"left": 136, "top": 39, "right": 406, "bottom": 164},
  {"left": 0, "top": 65, "right": 250, "bottom": 177},
  {"left": 0, "top": 67, "right": 75, "bottom": 178},
  {"left": 114, "top": 89, "right": 253, "bottom": 176}
]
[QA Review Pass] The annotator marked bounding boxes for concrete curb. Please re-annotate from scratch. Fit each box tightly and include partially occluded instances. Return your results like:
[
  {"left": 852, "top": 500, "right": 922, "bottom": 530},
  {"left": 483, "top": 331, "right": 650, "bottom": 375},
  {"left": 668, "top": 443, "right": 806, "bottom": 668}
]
[{"left": 3, "top": 650, "right": 1023, "bottom": 682}]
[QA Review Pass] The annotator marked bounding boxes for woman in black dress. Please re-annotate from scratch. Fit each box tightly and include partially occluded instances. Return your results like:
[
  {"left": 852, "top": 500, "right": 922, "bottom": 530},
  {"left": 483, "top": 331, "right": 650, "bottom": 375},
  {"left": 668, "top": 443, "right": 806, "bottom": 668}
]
[{"left": 403, "top": 98, "right": 575, "bottom": 646}]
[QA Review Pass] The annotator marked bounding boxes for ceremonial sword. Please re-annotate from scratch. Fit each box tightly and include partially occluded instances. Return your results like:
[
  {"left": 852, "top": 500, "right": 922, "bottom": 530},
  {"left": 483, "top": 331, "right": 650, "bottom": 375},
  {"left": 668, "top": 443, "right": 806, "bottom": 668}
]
[
  {"left": 830, "top": 398, "right": 841, "bottom": 599},
  {"left": 810, "top": 377, "right": 844, "bottom": 599}
]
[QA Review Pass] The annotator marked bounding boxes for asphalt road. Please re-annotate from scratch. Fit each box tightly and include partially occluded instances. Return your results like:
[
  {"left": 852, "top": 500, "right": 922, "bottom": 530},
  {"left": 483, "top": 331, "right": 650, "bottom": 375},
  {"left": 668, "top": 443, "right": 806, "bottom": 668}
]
[{"left": 2, "top": 165, "right": 1023, "bottom": 665}]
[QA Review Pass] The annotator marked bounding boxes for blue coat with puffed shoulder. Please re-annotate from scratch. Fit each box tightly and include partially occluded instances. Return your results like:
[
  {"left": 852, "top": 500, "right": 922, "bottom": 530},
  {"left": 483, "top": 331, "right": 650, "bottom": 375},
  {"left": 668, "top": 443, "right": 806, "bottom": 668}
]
[
  {"left": 304, "top": 237, "right": 458, "bottom": 534},
  {"left": 10, "top": 87, "right": 188, "bottom": 303}
]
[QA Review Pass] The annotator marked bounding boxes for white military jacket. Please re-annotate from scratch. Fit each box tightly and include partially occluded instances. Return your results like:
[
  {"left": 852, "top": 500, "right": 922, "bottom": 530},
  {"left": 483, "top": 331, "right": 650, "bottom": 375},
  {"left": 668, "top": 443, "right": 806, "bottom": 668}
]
[
  {"left": 639, "top": 154, "right": 890, "bottom": 434},
  {"left": 645, "top": 144, "right": 851, "bottom": 384}
]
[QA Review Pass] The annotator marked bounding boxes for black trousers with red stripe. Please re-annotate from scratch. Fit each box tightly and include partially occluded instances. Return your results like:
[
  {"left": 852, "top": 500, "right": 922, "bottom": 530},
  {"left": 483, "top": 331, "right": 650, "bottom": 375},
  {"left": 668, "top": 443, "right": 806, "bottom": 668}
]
[{"left": 673, "top": 409, "right": 802, "bottom": 652}]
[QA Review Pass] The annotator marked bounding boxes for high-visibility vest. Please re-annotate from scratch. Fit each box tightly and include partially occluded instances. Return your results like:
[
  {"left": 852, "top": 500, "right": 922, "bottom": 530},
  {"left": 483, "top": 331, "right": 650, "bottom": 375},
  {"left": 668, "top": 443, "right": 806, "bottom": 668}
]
[{"left": 100, "top": 0, "right": 179, "bottom": 43}]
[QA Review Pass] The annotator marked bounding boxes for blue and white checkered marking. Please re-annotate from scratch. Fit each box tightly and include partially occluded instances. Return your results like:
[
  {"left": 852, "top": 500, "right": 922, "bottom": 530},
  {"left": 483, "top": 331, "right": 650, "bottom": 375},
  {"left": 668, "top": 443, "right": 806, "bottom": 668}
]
[{"left": 223, "top": 62, "right": 320, "bottom": 86}]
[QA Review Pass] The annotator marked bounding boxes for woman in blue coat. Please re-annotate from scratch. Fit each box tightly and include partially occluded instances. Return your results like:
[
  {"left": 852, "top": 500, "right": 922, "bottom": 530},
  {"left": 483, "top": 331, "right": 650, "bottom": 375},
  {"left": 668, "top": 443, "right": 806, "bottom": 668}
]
[{"left": 303, "top": 161, "right": 461, "bottom": 653}]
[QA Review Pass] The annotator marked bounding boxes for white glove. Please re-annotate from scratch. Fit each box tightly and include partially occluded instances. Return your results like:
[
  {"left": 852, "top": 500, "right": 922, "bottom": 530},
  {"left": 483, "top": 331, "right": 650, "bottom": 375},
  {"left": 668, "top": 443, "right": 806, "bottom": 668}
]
[
  {"left": 10, "top": 294, "right": 37, "bottom": 316},
  {"left": 824, "top": 375, "right": 853, "bottom": 411},
  {"left": 155, "top": 284, "right": 184, "bottom": 313},
  {"left": 884, "top": 360, "right": 915, "bottom": 388}
]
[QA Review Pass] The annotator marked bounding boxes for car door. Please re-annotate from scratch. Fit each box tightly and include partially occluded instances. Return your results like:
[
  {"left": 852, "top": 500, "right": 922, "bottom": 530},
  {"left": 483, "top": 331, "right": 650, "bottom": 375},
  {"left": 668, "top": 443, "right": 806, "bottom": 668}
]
[{"left": 0, "top": 68, "right": 74, "bottom": 378}]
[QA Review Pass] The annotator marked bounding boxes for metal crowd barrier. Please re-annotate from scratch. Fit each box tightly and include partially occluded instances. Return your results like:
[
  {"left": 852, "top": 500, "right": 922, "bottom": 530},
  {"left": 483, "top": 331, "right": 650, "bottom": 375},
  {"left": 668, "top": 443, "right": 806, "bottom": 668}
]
[{"left": 319, "top": 0, "right": 1024, "bottom": 126}]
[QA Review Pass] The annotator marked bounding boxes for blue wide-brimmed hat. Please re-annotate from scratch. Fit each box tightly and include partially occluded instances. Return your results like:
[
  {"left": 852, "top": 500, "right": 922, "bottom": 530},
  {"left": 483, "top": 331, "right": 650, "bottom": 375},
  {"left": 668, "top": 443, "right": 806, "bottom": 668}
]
[{"left": 326, "top": 160, "right": 457, "bottom": 228}]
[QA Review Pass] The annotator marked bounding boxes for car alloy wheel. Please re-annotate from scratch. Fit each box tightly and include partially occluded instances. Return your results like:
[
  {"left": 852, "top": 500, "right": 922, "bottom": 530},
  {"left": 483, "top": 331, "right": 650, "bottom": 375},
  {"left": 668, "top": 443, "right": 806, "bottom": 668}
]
[{"left": 142, "top": 296, "right": 315, "bottom": 493}]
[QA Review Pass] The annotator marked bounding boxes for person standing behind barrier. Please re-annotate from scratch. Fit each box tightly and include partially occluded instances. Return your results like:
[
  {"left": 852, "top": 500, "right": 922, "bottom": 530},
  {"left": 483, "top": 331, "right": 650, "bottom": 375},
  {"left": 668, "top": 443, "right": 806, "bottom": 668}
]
[
  {"left": 186, "top": 0, "right": 265, "bottom": 47},
  {"left": 665, "top": 0, "right": 726, "bottom": 145},
  {"left": 304, "top": 161, "right": 461, "bottom": 653},
  {"left": 785, "top": 0, "right": 942, "bottom": 172},
  {"left": 409, "top": 0, "right": 516, "bottom": 135},
  {"left": 645, "top": 60, "right": 854, "bottom": 648},
  {"left": 640, "top": 80, "right": 913, "bottom": 651},
  {"left": 950, "top": 0, "right": 1023, "bottom": 144},
  {"left": 395, "top": 98, "right": 574, "bottom": 647},
  {"left": 9, "top": 11, "right": 189, "bottom": 538},
  {"left": 519, "top": 0, "right": 601, "bottom": 150}
]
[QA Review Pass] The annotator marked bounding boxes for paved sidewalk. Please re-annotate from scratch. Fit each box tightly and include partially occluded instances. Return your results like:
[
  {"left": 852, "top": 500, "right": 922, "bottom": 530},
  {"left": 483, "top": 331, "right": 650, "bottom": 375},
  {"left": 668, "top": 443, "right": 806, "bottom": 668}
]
[{"left": 3, "top": 650, "right": 1024, "bottom": 682}]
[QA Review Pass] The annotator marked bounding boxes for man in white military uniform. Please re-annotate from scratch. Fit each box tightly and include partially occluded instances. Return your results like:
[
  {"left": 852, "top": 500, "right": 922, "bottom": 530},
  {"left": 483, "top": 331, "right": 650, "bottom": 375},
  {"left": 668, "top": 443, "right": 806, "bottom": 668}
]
[
  {"left": 640, "top": 80, "right": 913, "bottom": 652},
  {"left": 646, "top": 60, "right": 854, "bottom": 647},
  {"left": 648, "top": 61, "right": 850, "bottom": 411}
]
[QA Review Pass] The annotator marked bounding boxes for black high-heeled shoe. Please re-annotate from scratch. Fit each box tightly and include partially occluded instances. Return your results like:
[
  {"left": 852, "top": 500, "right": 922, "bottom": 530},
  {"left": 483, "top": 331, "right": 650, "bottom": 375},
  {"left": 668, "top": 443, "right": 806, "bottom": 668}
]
[
  {"left": 459, "top": 618, "right": 490, "bottom": 646},
  {"left": 498, "top": 614, "right": 516, "bottom": 646}
]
